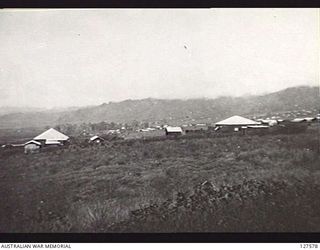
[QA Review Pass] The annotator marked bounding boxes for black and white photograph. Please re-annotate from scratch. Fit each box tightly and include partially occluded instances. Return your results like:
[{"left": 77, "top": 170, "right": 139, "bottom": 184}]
[{"left": 0, "top": 8, "right": 319, "bottom": 234}]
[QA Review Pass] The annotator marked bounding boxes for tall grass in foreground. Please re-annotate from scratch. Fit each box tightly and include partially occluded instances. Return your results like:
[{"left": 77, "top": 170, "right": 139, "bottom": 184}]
[
  {"left": 70, "top": 177, "right": 320, "bottom": 232},
  {"left": 0, "top": 129, "right": 319, "bottom": 232}
]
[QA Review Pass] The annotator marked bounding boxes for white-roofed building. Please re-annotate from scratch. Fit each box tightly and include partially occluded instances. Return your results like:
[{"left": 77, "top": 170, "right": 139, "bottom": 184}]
[
  {"left": 303, "top": 117, "right": 316, "bottom": 122},
  {"left": 215, "top": 115, "right": 261, "bottom": 133},
  {"left": 89, "top": 135, "right": 105, "bottom": 144},
  {"left": 216, "top": 115, "right": 260, "bottom": 126},
  {"left": 165, "top": 126, "right": 183, "bottom": 136},
  {"left": 291, "top": 118, "right": 306, "bottom": 123},
  {"left": 33, "top": 128, "right": 69, "bottom": 146}
]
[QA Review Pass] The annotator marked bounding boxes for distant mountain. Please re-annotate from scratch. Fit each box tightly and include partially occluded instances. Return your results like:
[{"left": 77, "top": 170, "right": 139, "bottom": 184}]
[
  {"left": 0, "top": 111, "right": 67, "bottom": 129},
  {"left": 0, "top": 86, "right": 319, "bottom": 129},
  {"left": 0, "top": 106, "right": 46, "bottom": 116}
]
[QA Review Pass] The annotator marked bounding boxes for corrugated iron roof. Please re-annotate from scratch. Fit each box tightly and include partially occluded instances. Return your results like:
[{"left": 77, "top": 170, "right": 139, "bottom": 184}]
[
  {"left": 304, "top": 117, "right": 316, "bottom": 122},
  {"left": 216, "top": 115, "right": 260, "bottom": 126},
  {"left": 90, "top": 135, "right": 99, "bottom": 141},
  {"left": 24, "top": 140, "right": 41, "bottom": 146},
  {"left": 34, "top": 128, "right": 69, "bottom": 141},
  {"left": 166, "top": 126, "right": 183, "bottom": 133},
  {"left": 291, "top": 118, "right": 305, "bottom": 123},
  {"left": 90, "top": 135, "right": 104, "bottom": 141}
]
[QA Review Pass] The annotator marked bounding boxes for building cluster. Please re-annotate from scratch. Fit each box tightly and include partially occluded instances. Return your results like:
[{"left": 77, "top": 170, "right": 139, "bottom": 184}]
[
  {"left": 1, "top": 113, "right": 319, "bottom": 154},
  {"left": 164, "top": 115, "right": 319, "bottom": 136}
]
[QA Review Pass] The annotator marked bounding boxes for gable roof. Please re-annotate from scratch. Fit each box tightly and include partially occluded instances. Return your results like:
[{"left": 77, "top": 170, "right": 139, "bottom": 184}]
[
  {"left": 303, "top": 117, "right": 316, "bottom": 122},
  {"left": 216, "top": 115, "right": 260, "bottom": 126},
  {"left": 24, "top": 140, "right": 42, "bottom": 146},
  {"left": 291, "top": 118, "right": 306, "bottom": 123},
  {"left": 90, "top": 135, "right": 104, "bottom": 141},
  {"left": 34, "top": 128, "right": 69, "bottom": 141}
]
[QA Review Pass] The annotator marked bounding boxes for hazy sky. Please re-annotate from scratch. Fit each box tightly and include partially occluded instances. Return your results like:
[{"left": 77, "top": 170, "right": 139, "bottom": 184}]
[{"left": 0, "top": 9, "right": 319, "bottom": 108}]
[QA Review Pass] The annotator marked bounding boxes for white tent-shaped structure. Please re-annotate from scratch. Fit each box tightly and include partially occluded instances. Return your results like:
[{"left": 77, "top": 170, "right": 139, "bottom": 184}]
[
  {"left": 33, "top": 128, "right": 69, "bottom": 145},
  {"left": 215, "top": 115, "right": 260, "bottom": 126}
]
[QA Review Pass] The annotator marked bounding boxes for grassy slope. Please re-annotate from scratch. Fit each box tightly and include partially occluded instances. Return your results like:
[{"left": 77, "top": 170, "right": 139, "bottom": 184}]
[{"left": 0, "top": 128, "right": 319, "bottom": 232}]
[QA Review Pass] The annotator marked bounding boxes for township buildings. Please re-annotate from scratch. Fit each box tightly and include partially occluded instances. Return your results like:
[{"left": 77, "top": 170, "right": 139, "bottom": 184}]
[{"left": 5, "top": 112, "right": 318, "bottom": 154}]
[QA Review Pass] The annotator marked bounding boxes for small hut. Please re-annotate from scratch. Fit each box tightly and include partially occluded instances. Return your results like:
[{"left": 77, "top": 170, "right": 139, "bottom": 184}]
[
  {"left": 291, "top": 118, "right": 306, "bottom": 123},
  {"left": 165, "top": 126, "right": 183, "bottom": 136},
  {"left": 24, "top": 140, "right": 41, "bottom": 154},
  {"left": 89, "top": 135, "right": 105, "bottom": 144}
]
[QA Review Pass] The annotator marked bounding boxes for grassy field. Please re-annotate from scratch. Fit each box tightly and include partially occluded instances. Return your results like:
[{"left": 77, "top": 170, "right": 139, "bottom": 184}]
[{"left": 0, "top": 128, "right": 319, "bottom": 232}]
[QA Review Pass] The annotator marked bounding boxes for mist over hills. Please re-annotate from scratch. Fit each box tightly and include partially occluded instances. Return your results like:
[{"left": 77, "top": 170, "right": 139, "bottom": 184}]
[
  {"left": 0, "top": 107, "right": 46, "bottom": 116},
  {"left": 0, "top": 86, "right": 319, "bottom": 129}
]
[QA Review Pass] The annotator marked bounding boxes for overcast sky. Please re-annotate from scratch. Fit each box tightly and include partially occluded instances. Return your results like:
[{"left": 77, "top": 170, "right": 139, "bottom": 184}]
[{"left": 0, "top": 9, "right": 319, "bottom": 108}]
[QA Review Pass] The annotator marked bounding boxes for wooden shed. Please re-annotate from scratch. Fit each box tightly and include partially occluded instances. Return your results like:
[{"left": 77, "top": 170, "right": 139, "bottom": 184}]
[
  {"left": 24, "top": 140, "right": 41, "bottom": 154},
  {"left": 89, "top": 135, "right": 105, "bottom": 144},
  {"left": 165, "top": 126, "right": 183, "bottom": 136}
]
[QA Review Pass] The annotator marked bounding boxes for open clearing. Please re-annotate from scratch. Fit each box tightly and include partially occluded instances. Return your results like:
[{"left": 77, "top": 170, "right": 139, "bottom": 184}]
[{"left": 0, "top": 128, "right": 319, "bottom": 232}]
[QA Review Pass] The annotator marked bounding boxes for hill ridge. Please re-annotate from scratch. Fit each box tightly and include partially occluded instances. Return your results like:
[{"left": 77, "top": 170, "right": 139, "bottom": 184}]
[{"left": 0, "top": 86, "right": 319, "bottom": 129}]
